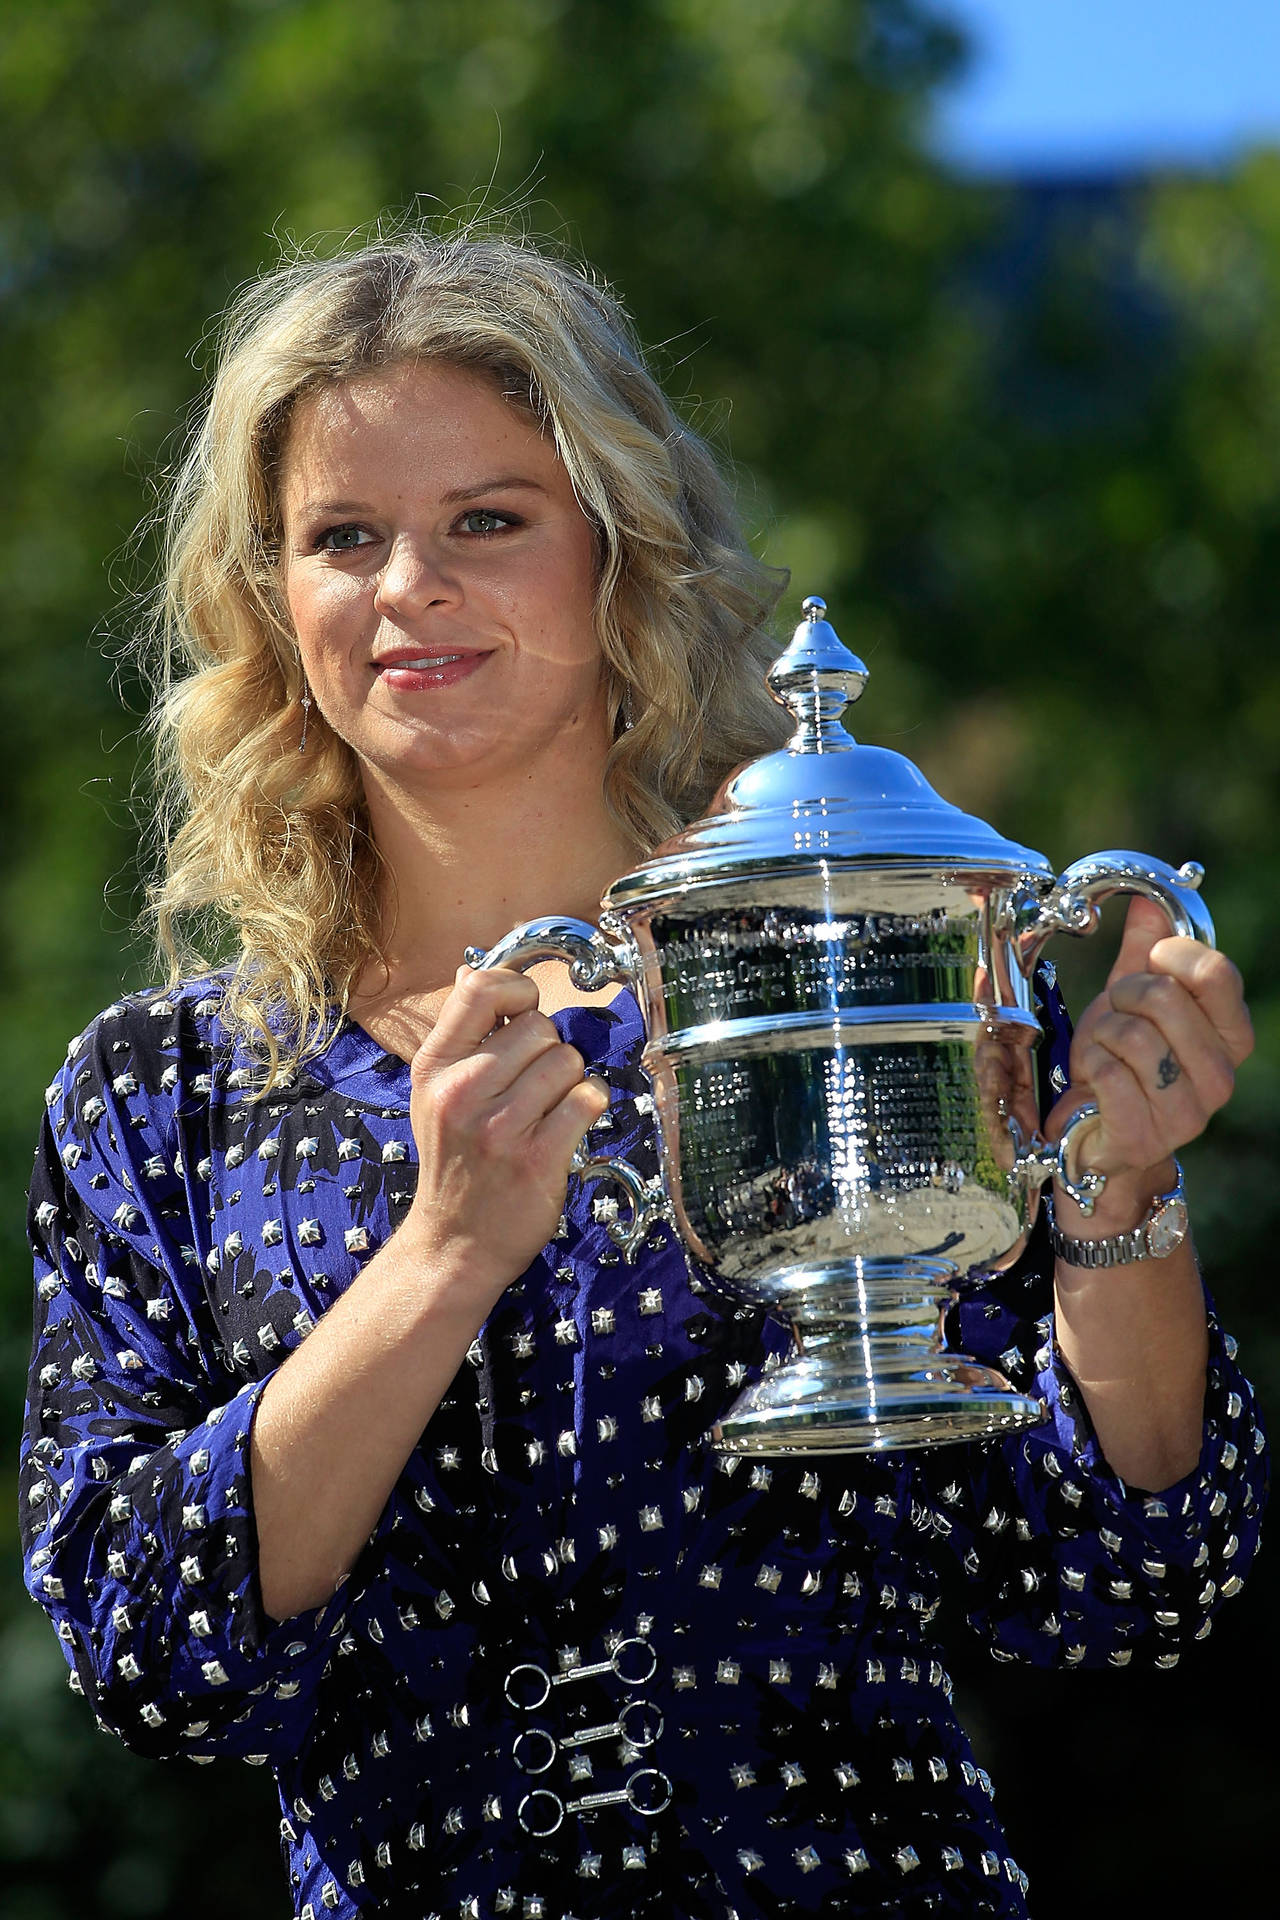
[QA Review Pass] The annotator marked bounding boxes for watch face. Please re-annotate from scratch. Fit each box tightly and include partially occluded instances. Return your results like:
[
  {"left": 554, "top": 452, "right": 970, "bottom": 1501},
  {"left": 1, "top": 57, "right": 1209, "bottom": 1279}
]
[{"left": 1147, "top": 1197, "right": 1189, "bottom": 1259}]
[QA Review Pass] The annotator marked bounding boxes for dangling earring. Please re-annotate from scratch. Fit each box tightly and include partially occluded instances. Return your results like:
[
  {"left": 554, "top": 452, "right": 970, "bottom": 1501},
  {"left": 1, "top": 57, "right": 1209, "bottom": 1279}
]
[{"left": 298, "top": 685, "right": 313, "bottom": 753}]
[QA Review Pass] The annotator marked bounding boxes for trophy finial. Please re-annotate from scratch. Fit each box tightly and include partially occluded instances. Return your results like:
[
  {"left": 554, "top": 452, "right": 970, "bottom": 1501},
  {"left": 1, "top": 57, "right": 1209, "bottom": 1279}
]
[{"left": 767, "top": 594, "right": 869, "bottom": 753}]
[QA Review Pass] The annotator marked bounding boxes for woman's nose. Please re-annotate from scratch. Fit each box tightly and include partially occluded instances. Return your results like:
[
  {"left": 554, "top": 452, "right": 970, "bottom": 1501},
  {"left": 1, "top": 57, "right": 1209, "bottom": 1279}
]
[{"left": 374, "top": 536, "right": 458, "bottom": 617}]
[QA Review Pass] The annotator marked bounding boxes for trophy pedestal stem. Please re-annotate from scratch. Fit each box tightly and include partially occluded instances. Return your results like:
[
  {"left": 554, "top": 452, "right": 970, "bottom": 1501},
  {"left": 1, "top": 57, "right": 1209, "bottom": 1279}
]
[{"left": 710, "top": 1259, "right": 1046, "bottom": 1455}]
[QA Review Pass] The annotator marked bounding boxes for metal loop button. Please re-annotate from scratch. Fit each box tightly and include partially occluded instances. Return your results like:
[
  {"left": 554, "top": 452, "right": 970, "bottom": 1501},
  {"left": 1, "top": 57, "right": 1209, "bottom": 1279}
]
[
  {"left": 561, "top": 1700, "right": 664, "bottom": 1751},
  {"left": 571, "top": 1767, "right": 675, "bottom": 1819},
  {"left": 503, "top": 1637, "right": 657, "bottom": 1710},
  {"left": 626, "top": 1767, "right": 674, "bottom": 1816},
  {"left": 517, "top": 1787, "right": 564, "bottom": 1837},
  {"left": 504, "top": 1664, "right": 552, "bottom": 1711},
  {"left": 608, "top": 1637, "right": 659, "bottom": 1686},
  {"left": 512, "top": 1727, "right": 557, "bottom": 1775},
  {"left": 516, "top": 1767, "right": 674, "bottom": 1835}
]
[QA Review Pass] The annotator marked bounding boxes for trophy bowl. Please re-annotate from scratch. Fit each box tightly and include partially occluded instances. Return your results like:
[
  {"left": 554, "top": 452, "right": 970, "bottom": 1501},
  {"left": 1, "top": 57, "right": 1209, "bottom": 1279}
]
[{"left": 468, "top": 597, "right": 1215, "bottom": 1453}]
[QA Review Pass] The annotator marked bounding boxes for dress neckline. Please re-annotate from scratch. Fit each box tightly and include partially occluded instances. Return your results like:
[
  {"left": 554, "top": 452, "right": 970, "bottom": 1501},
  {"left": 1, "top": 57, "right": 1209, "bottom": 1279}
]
[
  {"left": 306, "top": 988, "right": 646, "bottom": 1105},
  {"left": 342, "top": 985, "right": 636, "bottom": 1070}
]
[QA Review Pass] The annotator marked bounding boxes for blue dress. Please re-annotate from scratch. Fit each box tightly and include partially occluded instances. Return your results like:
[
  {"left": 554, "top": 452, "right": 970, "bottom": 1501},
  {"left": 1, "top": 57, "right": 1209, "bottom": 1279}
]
[{"left": 20, "top": 974, "right": 1267, "bottom": 1919}]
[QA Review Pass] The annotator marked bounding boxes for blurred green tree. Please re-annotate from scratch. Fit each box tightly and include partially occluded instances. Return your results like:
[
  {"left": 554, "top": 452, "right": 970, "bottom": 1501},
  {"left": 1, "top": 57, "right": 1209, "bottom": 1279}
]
[{"left": 1, "top": 3, "right": 1273, "bottom": 1916}]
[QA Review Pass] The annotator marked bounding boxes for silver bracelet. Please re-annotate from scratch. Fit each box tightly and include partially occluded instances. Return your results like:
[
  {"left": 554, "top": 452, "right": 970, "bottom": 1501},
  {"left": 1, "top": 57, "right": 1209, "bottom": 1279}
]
[{"left": 1045, "top": 1164, "right": 1188, "bottom": 1269}]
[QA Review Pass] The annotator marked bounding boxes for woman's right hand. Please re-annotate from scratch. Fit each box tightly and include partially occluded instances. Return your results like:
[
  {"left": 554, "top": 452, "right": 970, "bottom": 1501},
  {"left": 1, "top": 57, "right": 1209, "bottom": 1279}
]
[
  {"left": 403, "top": 965, "right": 609, "bottom": 1297},
  {"left": 252, "top": 962, "right": 605, "bottom": 1619}
]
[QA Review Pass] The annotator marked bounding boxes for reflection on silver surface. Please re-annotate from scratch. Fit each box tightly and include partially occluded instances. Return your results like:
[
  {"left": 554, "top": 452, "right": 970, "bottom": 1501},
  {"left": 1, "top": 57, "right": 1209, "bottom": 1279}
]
[
  {"left": 470, "top": 596, "right": 1216, "bottom": 1453},
  {"left": 633, "top": 895, "right": 1041, "bottom": 1287}
]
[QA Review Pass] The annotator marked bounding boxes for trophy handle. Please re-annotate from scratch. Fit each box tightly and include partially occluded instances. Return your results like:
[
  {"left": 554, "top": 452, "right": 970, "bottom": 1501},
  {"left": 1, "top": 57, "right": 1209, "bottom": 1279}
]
[
  {"left": 568, "top": 1146, "right": 675, "bottom": 1263},
  {"left": 1010, "top": 851, "right": 1216, "bottom": 1217},
  {"left": 465, "top": 915, "right": 668, "bottom": 1263},
  {"left": 463, "top": 914, "right": 636, "bottom": 993},
  {"left": 1015, "top": 850, "right": 1215, "bottom": 974}
]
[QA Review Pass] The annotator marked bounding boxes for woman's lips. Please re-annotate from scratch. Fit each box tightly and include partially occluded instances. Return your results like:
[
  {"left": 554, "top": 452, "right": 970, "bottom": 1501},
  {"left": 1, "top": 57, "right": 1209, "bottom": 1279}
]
[{"left": 374, "top": 650, "right": 489, "bottom": 692}]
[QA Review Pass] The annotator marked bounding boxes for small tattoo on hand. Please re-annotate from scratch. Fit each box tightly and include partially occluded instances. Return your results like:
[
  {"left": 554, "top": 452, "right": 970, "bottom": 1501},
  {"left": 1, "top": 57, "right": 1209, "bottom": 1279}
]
[{"left": 1156, "top": 1051, "right": 1182, "bottom": 1089}]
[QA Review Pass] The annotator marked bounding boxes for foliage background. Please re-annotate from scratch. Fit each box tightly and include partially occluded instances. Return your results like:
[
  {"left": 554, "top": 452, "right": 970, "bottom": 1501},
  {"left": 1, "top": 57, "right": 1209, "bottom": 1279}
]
[{"left": 1, "top": 1, "right": 1274, "bottom": 1914}]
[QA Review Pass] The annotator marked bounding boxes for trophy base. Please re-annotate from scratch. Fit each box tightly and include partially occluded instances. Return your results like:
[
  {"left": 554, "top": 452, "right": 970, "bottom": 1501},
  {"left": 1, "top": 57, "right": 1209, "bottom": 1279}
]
[{"left": 711, "top": 1349, "right": 1045, "bottom": 1455}]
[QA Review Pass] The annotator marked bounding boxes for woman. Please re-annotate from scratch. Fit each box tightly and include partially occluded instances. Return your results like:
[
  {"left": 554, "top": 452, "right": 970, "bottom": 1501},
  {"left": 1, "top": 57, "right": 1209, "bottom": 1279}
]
[{"left": 21, "top": 230, "right": 1265, "bottom": 1920}]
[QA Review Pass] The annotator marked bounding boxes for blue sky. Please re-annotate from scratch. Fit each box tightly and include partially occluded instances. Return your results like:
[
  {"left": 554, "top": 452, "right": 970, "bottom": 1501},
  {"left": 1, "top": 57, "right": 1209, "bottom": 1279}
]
[{"left": 932, "top": 0, "right": 1280, "bottom": 173}]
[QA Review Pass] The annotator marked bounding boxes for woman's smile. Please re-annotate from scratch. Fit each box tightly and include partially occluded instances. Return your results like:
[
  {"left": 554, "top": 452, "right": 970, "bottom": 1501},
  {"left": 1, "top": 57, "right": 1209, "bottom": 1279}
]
[{"left": 372, "top": 646, "right": 492, "bottom": 692}]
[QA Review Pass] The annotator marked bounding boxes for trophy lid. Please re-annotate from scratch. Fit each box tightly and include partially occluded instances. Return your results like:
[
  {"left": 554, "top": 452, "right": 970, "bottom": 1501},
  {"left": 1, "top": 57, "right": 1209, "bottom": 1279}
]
[{"left": 606, "top": 595, "right": 1054, "bottom": 912}]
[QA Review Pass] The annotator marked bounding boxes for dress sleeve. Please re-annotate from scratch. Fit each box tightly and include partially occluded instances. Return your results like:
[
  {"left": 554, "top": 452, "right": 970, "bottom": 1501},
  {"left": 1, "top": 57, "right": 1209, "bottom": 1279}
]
[
  {"left": 916, "top": 1309, "right": 1267, "bottom": 1671},
  {"left": 912, "top": 963, "right": 1269, "bottom": 1670},
  {"left": 18, "top": 1006, "right": 375, "bottom": 1764}
]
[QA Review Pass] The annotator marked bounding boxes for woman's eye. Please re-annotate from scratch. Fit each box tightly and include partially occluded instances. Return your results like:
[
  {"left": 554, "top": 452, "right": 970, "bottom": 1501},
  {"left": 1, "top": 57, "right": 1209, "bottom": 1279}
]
[
  {"left": 317, "top": 524, "right": 371, "bottom": 551},
  {"left": 458, "top": 509, "right": 513, "bottom": 535}
]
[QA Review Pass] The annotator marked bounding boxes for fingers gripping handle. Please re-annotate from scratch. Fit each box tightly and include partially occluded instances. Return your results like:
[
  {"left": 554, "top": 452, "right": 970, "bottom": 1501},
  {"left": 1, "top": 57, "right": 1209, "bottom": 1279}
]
[
  {"left": 465, "top": 917, "right": 670, "bottom": 1262},
  {"left": 1012, "top": 851, "right": 1216, "bottom": 1217}
]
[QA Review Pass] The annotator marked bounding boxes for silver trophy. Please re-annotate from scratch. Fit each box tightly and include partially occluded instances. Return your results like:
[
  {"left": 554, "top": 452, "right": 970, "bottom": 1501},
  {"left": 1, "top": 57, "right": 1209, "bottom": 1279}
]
[{"left": 468, "top": 598, "right": 1215, "bottom": 1453}]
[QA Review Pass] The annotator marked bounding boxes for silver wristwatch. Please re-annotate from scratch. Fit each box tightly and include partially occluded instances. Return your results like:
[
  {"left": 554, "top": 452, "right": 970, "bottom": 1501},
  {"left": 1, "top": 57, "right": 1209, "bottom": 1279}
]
[{"left": 1046, "top": 1164, "right": 1189, "bottom": 1269}]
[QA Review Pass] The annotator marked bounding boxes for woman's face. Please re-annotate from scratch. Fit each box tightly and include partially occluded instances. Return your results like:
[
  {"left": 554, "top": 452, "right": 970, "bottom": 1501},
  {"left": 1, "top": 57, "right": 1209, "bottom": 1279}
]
[{"left": 278, "top": 359, "right": 606, "bottom": 793}]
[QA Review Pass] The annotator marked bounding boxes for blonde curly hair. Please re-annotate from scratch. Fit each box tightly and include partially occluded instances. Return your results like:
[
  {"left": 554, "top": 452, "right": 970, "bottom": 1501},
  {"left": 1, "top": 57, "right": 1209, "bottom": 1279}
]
[{"left": 147, "top": 226, "right": 787, "bottom": 1084}]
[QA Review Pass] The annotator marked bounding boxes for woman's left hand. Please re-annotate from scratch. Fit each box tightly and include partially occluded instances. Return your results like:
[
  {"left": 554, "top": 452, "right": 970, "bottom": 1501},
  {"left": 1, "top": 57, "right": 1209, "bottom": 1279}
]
[{"left": 1045, "top": 895, "right": 1254, "bottom": 1189}]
